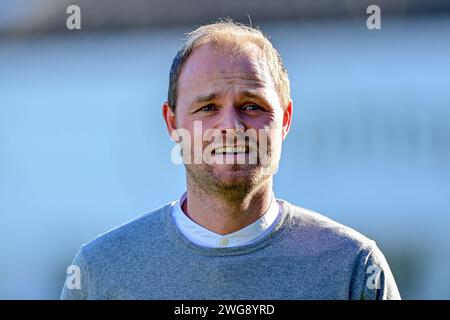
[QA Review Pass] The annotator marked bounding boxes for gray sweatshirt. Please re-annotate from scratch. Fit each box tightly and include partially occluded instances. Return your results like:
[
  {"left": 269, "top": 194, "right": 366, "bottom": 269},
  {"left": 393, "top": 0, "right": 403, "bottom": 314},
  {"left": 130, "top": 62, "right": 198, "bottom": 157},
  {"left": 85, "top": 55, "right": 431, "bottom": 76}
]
[{"left": 60, "top": 199, "right": 401, "bottom": 300}]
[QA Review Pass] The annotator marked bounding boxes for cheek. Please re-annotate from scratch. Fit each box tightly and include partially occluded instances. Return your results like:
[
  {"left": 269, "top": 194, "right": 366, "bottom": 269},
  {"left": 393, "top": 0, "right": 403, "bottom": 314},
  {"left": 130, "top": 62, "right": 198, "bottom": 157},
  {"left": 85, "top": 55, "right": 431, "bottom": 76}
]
[
  {"left": 268, "top": 128, "right": 283, "bottom": 147},
  {"left": 255, "top": 125, "right": 283, "bottom": 154},
  {"left": 244, "top": 114, "right": 278, "bottom": 131},
  {"left": 255, "top": 114, "right": 284, "bottom": 139}
]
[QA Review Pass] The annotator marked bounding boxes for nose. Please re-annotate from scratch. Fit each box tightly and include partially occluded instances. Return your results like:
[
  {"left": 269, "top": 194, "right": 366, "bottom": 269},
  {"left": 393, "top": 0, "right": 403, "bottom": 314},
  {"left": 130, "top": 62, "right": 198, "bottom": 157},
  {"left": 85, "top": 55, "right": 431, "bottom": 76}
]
[{"left": 216, "top": 106, "right": 245, "bottom": 134}]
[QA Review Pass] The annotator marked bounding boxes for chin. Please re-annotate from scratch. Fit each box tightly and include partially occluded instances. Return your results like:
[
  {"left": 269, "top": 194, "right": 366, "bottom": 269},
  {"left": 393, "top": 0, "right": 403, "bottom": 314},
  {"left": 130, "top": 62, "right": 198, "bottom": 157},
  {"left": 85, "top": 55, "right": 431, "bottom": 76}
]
[
  {"left": 210, "top": 166, "right": 266, "bottom": 189},
  {"left": 186, "top": 162, "right": 275, "bottom": 193}
]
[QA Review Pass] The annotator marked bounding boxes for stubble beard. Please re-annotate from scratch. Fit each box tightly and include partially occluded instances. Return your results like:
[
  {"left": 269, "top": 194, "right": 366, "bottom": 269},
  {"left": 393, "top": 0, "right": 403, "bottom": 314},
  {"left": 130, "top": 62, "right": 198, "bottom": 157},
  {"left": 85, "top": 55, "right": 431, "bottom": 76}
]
[{"left": 184, "top": 147, "right": 279, "bottom": 203}]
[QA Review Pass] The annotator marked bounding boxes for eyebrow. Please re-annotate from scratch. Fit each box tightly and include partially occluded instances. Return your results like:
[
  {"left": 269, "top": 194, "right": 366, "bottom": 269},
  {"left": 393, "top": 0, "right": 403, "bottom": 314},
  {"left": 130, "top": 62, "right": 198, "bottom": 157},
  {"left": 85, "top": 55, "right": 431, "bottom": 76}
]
[
  {"left": 193, "top": 90, "right": 265, "bottom": 104},
  {"left": 242, "top": 90, "right": 262, "bottom": 100},
  {"left": 194, "top": 93, "right": 218, "bottom": 103},
  {"left": 241, "top": 89, "right": 271, "bottom": 108}
]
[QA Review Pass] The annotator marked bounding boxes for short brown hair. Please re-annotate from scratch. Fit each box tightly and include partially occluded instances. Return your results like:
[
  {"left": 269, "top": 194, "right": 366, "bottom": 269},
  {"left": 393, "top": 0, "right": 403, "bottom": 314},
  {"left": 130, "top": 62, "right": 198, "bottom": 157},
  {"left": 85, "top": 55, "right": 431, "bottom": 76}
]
[{"left": 167, "top": 19, "right": 291, "bottom": 112}]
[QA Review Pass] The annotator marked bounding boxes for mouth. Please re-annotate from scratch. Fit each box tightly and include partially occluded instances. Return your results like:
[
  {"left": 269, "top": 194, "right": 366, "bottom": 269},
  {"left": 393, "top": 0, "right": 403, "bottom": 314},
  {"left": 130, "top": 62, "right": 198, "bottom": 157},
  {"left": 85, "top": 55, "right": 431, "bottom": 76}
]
[{"left": 212, "top": 146, "right": 249, "bottom": 155}]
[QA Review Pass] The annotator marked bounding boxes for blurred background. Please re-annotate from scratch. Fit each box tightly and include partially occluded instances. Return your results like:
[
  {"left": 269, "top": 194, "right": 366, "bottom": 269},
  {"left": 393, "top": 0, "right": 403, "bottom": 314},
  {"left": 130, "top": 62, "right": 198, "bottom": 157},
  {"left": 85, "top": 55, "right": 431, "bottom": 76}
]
[{"left": 0, "top": 0, "right": 449, "bottom": 299}]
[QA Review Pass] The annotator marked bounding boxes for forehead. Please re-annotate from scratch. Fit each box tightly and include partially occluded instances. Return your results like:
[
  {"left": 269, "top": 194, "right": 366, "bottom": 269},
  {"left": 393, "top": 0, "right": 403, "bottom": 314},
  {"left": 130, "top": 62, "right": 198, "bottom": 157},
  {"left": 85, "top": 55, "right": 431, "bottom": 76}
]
[{"left": 177, "top": 43, "right": 275, "bottom": 97}]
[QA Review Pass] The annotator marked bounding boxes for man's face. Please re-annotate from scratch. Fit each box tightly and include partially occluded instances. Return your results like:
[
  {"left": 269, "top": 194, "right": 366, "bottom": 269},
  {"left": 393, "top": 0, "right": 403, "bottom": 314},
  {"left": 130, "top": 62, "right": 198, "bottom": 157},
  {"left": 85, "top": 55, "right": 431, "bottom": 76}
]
[{"left": 164, "top": 43, "right": 292, "bottom": 194}]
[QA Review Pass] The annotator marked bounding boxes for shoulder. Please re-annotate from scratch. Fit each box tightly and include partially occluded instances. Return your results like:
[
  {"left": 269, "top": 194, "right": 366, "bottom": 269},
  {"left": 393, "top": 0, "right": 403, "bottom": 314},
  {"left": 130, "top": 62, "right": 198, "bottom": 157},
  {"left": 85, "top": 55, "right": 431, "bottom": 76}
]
[
  {"left": 277, "top": 199, "right": 377, "bottom": 255},
  {"left": 277, "top": 199, "right": 401, "bottom": 299},
  {"left": 80, "top": 201, "right": 175, "bottom": 260}
]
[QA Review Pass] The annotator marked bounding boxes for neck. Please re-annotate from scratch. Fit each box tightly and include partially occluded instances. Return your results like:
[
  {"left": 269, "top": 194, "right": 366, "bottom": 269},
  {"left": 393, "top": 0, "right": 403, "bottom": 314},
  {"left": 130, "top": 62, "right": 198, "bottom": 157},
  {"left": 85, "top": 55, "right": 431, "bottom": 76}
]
[{"left": 182, "top": 177, "right": 274, "bottom": 235}]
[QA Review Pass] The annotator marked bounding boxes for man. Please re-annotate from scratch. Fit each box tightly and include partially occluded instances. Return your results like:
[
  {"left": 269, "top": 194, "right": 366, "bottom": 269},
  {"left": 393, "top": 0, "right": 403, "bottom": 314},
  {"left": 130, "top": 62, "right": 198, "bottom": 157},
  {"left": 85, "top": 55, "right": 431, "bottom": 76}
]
[{"left": 61, "top": 20, "right": 400, "bottom": 299}]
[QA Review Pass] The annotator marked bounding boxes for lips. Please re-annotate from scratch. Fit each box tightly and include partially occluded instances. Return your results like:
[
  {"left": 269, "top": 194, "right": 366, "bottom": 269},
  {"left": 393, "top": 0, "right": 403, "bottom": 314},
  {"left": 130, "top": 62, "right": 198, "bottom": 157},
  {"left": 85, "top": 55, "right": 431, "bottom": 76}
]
[{"left": 212, "top": 146, "right": 249, "bottom": 154}]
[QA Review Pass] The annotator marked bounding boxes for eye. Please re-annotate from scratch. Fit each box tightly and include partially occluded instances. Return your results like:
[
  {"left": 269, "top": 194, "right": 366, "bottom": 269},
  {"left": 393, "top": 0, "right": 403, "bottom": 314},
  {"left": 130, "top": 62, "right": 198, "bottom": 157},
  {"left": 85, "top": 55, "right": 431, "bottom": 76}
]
[
  {"left": 242, "top": 104, "right": 263, "bottom": 111},
  {"left": 199, "top": 104, "right": 217, "bottom": 112}
]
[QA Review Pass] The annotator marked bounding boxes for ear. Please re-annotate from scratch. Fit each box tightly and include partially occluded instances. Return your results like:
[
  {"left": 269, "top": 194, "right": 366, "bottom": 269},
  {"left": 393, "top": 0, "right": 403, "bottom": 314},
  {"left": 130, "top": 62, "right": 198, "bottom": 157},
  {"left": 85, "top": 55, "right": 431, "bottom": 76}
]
[
  {"left": 162, "top": 102, "right": 178, "bottom": 142},
  {"left": 282, "top": 99, "right": 293, "bottom": 140}
]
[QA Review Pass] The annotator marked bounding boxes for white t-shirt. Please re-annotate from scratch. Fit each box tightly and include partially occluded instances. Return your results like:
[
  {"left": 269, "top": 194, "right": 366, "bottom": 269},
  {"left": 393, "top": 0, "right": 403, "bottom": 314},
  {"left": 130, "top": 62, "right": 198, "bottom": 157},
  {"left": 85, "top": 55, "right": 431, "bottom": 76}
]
[{"left": 172, "top": 192, "right": 281, "bottom": 248}]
